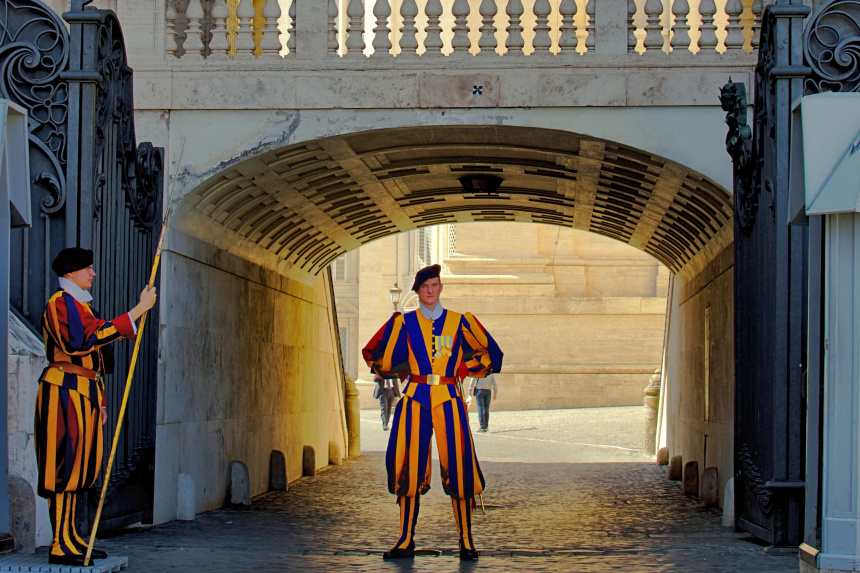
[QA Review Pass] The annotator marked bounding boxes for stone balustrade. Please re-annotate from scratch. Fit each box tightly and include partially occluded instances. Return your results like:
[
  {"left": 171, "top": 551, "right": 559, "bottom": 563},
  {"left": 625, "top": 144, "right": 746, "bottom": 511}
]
[{"left": 166, "top": 0, "right": 765, "bottom": 61}]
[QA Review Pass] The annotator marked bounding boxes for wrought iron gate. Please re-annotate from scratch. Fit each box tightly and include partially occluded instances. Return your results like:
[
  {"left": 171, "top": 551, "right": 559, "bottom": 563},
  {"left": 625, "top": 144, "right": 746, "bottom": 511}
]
[
  {"left": 3, "top": 0, "right": 163, "bottom": 532},
  {"left": 721, "top": 1, "right": 810, "bottom": 546}
]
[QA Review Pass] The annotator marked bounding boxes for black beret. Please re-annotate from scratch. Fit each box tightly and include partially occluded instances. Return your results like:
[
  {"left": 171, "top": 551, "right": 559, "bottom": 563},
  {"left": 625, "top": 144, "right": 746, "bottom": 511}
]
[
  {"left": 51, "top": 247, "right": 93, "bottom": 276},
  {"left": 412, "top": 264, "right": 441, "bottom": 292}
]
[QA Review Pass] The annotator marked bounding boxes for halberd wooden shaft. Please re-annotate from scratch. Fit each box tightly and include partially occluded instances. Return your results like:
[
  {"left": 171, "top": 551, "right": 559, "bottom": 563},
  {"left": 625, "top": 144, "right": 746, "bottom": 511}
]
[{"left": 85, "top": 140, "right": 183, "bottom": 566}]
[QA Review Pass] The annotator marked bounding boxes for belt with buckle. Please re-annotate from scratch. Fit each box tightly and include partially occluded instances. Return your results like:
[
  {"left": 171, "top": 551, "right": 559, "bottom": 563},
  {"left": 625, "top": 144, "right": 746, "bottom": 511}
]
[
  {"left": 49, "top": 362, "right": 101, "bottom": 381},
  {"left": 411, "top": 375, "right": 457, "bottom": 386}
]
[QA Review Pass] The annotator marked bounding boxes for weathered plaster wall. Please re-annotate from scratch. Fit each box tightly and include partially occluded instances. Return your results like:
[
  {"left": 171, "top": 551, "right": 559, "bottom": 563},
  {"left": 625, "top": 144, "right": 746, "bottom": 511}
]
[
  {"left": 134, "top": 107, "right": 735, "bottom": 204},
  {"left": 153, "top": 230, "right": 347, "bottom": 524},
  {"left": 664, "top": 247, "right": 734, "bottom": 507},
  {"left": 7, "top": 313, "right": 52, "bottom": 549}
]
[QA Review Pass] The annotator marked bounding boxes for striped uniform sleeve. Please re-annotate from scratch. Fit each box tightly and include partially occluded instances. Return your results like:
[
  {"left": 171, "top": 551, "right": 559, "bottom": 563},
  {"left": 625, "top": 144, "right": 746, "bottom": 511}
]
[
  {"left": 362, "top": 312, "right": 410, "bottom": 379},
  {"left": 45, "top": 292, "right": 137, "bottom": 356},
  {"left": 459, "top": 312, "right": 503, "bottom": 378}
]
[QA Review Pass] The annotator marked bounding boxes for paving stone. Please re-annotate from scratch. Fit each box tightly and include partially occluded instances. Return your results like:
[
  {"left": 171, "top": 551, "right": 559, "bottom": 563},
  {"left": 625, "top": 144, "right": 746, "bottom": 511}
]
[
  {"left": 86, "top": 409, "right": 797, "bottom": 573},
  {"left": 0, "top": 555, "right": 128, "bottom": 572}
]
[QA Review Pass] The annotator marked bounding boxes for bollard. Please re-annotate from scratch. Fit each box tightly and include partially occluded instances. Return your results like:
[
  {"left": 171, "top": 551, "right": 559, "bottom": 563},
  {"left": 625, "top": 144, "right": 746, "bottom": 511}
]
[
  {"left": 344, "top": 374, "right": 361, "bottom": 458},
  {"left": 657, "top": 447, "right": 669, "bottom": 466},
  {"left": 643, "top": 368, "right": 661, "bottom": 456},
  {"left": 177, "top": 473, "right": 196, "bottom": 520},
  {"left": 269, "top": 450, "right": 287, "bottom": 491},
  {"left": 303, "top": 446, "right": 316, "bottom": 476},
  {"left": 722, "top": 478, "right": 735, "bottom": 527},
  {"left": 683, "top": 461, "right": 699, "bottom": 496},
  {"left": 230, "top": 461, "right": 250, "bottom": 505},
  {"left": 329, "top": 441, "right": 342, "bottom": 466},
  {"left": 667, "top": 455, "right": 683, "bottom": 480},
  {"left": 701, "top": 467, "right": 719, "bottom": 507}
]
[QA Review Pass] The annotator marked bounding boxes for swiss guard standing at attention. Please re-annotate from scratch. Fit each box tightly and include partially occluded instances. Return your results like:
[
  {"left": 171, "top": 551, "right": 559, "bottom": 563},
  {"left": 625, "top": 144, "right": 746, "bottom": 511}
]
[
  {"left": 362, "top": 264, "right": 503, "bottom": 561},
  {"left": 34, "top": 248, "right": 156, "bottom": 565}
]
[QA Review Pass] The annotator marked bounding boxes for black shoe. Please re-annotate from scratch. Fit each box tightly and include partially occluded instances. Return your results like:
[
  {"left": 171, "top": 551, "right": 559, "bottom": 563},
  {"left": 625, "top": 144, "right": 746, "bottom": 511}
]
[
  {"left": 88, "top": 547, "right": 108, "bottom": 559},
  {"left": 460, "top": 548, "right": 480, "bottom": 561},
  {"left": 48, "top": 554, "right": 87, "bottom": 566},
  {"left": 383, "top": 547, "right": 415, "bottom": 559}
]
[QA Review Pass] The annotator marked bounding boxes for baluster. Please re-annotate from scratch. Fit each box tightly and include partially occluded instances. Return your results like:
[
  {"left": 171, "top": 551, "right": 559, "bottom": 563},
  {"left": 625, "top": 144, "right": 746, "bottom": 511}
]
[
  {"left": 235, "top": 0, "right": 257, "bottom": 58},
  {"left": 558, "top": 0, "right": 578, "bottom": 53},
  {"left": 346, "top": 0, "right": 366, "bottom": 54},
  {"left": 697, "top": 0, "right": 718, "bottom": 52},
  {"left": 290, "top": 0, "right": 299, "bottom": 56},
  {"left": 424, "top": 0, "right": 445, "bottom": 55},
  {"left": 643, "top": 0, "right": 664, "bottom": 51},
  {"left": 261, "top": 0, "right": 283, "bottom": 57},
  {"left": 183, "top": 0, "right": 206, "bottom": 59},
  {"left": 724, "top": 0, "right": 745, "bottom": 51},
  {"left": 165, "top": 2, "right": 178, "bottom": 58},
  {"left": 751, "top": 0, "right": 763, "bottom": 48},
  {"left": 372, "top": 0, "right": 392, "bottom": 56},
  {"left": 585, "top": 0, "right": 595, "bottom": 51},
  {"left": 628, "top": 0, "right": 637, "bottom": 52},
  {"left": 209, "top": 0, "right": 230, "bottom": 59},
  {"left": 451, "top": 0, "right": 471, "bottom": 53},
  {"left": 533, "top": 0, "right": 552, "bottom": 52},
  {"left": 670, "top": 0, "right": 691, "bottom": 51},
  {"left": 505, "top": 0, "right": 525, "bottom": 55},
  {"left": 400, "top": 0, "right": 419, "bottom": 55},
  {"left": 478, "top": 0, "right": 498, "bottom": 55},
  {"left": 627, "top": 0, "right": 638, "bottom": 52},
  {"left": 327, "top": 0, "right": 338, "bottom": 55}
]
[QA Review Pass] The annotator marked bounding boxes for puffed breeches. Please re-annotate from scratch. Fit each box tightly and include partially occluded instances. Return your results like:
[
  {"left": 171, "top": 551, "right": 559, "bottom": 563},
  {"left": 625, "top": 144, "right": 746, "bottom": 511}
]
[
  {"left": 385, "top": 394, "right": 484, "bottom": 499},
  {"left": 34, "top": 382, "right": 104, "bottom": 498}
]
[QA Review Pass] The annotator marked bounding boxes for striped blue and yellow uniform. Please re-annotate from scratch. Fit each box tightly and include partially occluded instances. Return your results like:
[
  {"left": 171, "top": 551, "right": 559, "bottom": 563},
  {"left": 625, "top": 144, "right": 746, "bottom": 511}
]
[
  {"left": 35, "top": 290, "right": 137, "bottom": 559},
  {"left": 363, "top": 307, "right": 503, "bottom": 552}
]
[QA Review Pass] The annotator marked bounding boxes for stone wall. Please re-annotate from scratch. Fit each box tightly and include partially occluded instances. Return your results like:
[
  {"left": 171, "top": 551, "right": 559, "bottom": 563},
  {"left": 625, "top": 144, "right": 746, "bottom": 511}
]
[
  {"left": 153, "top": 231, "right": 347, "bottom": 524},
  {"left": 7, "top": 312, "right": 52, "bottom": 550},
  {"left": 663, "top": 247, "right": 734, "bottom": 508}
]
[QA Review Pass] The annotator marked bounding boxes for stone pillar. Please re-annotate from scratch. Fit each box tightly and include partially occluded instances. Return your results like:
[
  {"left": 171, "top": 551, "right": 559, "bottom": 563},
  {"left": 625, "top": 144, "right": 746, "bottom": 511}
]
[
  {"left": 344, "top": 374, "right": 361, "bottom": 458},
  {"left": 1, "top": 101, "right": 30, "bottom": 551},
  {"left": 818, "top": 212, "right": 860, "bottom": 570},
  {"left": 643, "top": 368, "right": 661, "bottom": 455}
]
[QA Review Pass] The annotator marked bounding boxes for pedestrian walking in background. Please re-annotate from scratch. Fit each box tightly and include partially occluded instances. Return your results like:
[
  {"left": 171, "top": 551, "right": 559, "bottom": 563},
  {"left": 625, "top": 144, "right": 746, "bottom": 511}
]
[
  {"left": 373, "top": 373, "right": 401, "bottom": 430},
  {"left": 467, "top": 373, "right": 498, "bottom": 432}
]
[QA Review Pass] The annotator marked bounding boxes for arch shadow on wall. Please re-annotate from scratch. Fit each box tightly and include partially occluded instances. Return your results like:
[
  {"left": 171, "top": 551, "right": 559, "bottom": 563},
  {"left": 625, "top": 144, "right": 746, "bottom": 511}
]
[{"left": 173, "top": 125, "right": 733, "bottom": 282}]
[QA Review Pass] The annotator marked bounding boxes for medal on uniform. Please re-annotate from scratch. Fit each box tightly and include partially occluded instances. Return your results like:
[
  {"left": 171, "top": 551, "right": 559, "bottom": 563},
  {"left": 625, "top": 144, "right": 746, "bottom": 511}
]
[{"left": 434, "top": 335, "right": 453, "bottom": 359}]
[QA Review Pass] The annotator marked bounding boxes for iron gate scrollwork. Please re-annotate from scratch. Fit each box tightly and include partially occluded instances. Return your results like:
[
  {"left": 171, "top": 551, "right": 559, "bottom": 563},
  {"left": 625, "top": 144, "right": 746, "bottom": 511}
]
[
  {"left": 804, "top": 0, "right": 860, "bottom": 94},
  {"left": 4, "top": 0, "right": 163, "bottom": 533},
  {"left": 722, "top": 2, "right": 810, "bottom": 547}
]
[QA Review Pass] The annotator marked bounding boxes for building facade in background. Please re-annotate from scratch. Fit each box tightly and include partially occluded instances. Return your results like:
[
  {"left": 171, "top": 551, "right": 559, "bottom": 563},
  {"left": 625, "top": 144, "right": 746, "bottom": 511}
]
[{"left": 334, "top": 221, "right": 668, "bottom": 411}]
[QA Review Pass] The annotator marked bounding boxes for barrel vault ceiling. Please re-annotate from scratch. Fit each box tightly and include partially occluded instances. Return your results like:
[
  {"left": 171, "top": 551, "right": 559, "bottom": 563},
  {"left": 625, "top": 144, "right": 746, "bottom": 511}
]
[{"left": 176, "top": 125, "right": 733, "bottom": 283}]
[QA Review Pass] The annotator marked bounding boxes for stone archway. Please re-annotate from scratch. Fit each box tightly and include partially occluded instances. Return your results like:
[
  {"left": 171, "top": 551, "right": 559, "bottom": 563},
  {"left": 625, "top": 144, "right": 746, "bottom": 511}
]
[
  {"left": 174, "top": 125, "right": 732, "bottom": 285},
  {"left": 156, "top": 124, "right": 734, "bottom": 526}
]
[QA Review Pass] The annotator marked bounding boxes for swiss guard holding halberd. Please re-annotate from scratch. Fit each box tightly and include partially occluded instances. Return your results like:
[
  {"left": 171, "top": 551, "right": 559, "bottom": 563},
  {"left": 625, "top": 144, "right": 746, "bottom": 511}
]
[
  {"left": 34, "top": 248, "right": 156, "bottom": 565},
  {"left": 362, "top": 264, "right": 503, "bottom": 561}
]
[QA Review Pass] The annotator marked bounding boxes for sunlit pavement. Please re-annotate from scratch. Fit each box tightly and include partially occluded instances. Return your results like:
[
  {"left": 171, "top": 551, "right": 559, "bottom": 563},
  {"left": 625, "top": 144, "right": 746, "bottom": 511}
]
[{"left": 74, "top": 407, "right": 796, "bottom": 572}]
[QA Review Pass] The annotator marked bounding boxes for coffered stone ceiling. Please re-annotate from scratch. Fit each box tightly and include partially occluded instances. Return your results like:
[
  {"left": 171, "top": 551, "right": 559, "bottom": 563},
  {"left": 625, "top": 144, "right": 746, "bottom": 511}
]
[{"left": 176, "top": 126, "right": 733, "bottom": 284}]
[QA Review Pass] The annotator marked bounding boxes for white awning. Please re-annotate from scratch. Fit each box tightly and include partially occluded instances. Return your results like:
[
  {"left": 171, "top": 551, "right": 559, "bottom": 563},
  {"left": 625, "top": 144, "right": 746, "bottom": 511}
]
[{"left": 789, "top": 93, "right": 860, "bottom": 222}]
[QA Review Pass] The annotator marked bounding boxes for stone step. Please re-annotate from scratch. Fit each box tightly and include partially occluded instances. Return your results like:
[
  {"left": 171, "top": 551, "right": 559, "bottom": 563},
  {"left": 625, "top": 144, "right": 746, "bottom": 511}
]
[{"left": 0, "top": 555, "right": 128, "bottom": 572}]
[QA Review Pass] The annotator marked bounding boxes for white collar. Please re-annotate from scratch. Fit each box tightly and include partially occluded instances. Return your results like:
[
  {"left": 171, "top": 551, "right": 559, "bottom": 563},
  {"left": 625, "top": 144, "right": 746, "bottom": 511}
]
[
  {"left": 58, "top": 277, "right": 93, "bottom": 304},
  {"left": 418, "top": 301, "right": 443, "bottom": 321}
]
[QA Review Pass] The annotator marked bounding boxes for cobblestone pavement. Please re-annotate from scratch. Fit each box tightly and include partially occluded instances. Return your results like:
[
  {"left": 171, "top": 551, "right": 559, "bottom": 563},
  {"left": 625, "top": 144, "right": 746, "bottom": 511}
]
[{"left": 71, "top": 408, "right": 797, "bottom": 572}]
